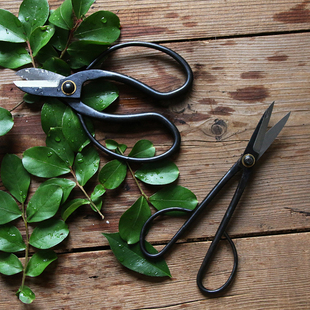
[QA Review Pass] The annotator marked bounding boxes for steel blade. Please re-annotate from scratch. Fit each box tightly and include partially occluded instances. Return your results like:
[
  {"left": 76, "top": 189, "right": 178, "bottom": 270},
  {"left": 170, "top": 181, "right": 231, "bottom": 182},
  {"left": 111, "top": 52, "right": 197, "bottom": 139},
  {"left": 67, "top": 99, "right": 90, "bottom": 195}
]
[
  {"left": 252, "top": 102, "right": 274, "bottom": 154},
  {"left": 13, "top": 80, "right": 60, "bottom": 96},
  {"left": 16, "top": 68, "right": 65, "bottom": 81},
  {"left": 258, "top": 112, "right": 290, "bottom": 159}
]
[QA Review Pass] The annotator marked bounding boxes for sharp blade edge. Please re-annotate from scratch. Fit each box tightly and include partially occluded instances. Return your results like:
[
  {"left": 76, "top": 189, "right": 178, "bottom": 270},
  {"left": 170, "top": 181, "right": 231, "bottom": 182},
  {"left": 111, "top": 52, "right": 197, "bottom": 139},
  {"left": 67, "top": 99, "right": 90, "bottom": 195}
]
[{"left": 258, "top": 112, "right": 290, "bottom": 159}]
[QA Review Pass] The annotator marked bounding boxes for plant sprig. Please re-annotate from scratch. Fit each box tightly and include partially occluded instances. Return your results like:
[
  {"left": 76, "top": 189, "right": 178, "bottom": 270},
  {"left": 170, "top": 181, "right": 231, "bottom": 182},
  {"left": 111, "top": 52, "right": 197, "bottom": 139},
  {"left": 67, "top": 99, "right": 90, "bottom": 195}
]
[{"left": 0, "top": 0, "right": 198, "bottom": 304}]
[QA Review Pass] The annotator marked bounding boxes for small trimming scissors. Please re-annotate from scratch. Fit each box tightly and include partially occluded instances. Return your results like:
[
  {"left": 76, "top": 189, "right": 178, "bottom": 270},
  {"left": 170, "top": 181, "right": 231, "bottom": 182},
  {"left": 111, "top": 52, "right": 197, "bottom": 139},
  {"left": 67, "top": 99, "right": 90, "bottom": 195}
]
[
  {"left": 140, "top": 103, "right": 290, "bottom": 295},
  {"left": 14, "top": 41, "right": 193, "bottom": 163}
]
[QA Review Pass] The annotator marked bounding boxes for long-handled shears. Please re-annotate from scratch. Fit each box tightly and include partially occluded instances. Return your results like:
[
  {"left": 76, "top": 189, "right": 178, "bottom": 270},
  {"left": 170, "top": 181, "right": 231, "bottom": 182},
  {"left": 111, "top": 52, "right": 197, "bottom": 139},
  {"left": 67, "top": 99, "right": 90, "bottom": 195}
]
[
  {"left": 14, "top": 41, "right": 193, "bottom": 163},
  {"left": 140, "top": 103, "right": 290, "bottom": 295}
]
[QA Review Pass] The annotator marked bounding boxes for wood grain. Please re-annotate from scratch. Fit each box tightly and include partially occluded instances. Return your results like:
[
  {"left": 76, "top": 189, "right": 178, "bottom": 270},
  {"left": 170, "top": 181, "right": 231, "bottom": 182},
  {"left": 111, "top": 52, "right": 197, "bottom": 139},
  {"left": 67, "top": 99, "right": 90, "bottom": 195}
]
[
  {"left": 0, "top": 0, "right": 310, "bottom": 308},
  {"left": 0, "top": 232, "right": 309, "bottom": 309}
]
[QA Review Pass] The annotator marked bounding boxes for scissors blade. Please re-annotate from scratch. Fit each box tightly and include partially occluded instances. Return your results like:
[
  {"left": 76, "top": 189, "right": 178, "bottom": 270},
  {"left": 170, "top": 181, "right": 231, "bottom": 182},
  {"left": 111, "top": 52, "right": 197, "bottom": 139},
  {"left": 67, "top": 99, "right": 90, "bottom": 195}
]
[
  {"left": 252, "top": 102, "right": 274, "bottom": 154},
  {"left": 13, "top": 80, "right": 60, "bottom": 96},
  {"left": 14, "top": 68, "right": 65, "bottom": 97},
  {"left": 16, "top": 68, "right": 65, "bottom": 81},
  {"left": 257, "top": 111, "right": 290, "bottom": 159},
  {"left": 244, "top": 102, "right": 290, "bottom": 161}
]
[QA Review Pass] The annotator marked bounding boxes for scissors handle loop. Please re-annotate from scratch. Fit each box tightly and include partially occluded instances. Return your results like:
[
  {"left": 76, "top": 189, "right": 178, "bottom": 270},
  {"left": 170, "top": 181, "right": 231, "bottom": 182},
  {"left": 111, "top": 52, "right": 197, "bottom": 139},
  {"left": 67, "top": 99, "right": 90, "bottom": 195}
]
[
  {"left": 140, "top": 161, "right": 251, "bottom": 295},
  {"left": 67, "top": 100, "right": 180, "bottom": 163},
  {"left": 86, "top": 41, "right": 193, "bottom": 100},
  {"left": 197, "top": 231, "right": 238, "bottom": 295}
]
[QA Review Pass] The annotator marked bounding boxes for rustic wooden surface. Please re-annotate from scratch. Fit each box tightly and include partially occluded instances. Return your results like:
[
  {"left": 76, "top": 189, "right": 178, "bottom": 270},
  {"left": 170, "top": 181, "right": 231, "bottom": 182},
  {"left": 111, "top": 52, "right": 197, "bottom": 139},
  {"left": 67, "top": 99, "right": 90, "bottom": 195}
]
[{"left": 0, "top": 0, "right": 310, "bottom": 309}]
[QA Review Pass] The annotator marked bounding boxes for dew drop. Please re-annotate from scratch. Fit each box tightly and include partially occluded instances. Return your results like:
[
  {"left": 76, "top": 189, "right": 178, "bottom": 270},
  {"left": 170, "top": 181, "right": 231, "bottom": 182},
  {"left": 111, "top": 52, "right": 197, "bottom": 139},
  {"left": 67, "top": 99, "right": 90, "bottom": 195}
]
[
  {"left": 101, "top": 17, "right": 107, "bottom": 24},
  {"left": 47, "top": 152, "right": 53, "bottom": 157},
  {"left": 55, "top": 136, "right": 61, "bottom": 142}
]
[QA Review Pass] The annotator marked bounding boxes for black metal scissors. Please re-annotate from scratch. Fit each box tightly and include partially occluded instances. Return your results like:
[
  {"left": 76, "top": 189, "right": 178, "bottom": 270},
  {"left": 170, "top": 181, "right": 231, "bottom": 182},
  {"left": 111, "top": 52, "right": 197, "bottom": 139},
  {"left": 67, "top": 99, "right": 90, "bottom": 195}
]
[
  {"left": 14, "top": 41, "right": 193, "bottom": 163},
  {"left": 140, "top": 103, "right": 290, "bottom": 295}
]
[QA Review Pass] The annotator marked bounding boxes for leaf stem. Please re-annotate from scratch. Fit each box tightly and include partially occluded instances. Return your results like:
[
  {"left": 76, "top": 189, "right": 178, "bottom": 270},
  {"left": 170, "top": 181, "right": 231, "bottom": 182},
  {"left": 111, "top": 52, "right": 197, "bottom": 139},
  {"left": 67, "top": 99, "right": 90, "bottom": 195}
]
[
  {"left": 26, "top": 41, "right": 36, "bottom": 68},
  {"left": 117, "top": 147, "right": 149, "bottom": 201},
  {"left": 60, "top": 19, "right": 83, "bottom": 59},
  {"left": 9, "top": 101, "right": 25, "bottom": 113},
  {"left": 70, "top": 168, "right": 104, "bottom": 219},
  {"left": 21, "top": 202, "right": 30, "bottom": 290}
]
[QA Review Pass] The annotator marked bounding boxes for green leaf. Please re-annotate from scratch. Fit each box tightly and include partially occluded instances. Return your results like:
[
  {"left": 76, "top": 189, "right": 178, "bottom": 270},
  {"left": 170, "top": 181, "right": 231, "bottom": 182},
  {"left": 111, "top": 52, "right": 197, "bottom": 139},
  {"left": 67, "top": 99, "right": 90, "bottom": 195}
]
[
  {"left": 46, "top": 127, "right": 75, "bottom": 167},
  {"left": 61, "top": 198, "right": 90, "bottom": 221},
  {"left": 29, "top": 25, "right": 55, "bottom": 57},
  {"left": 75, "top": 11, "right": 120, "bottom": 44},
  {"left": 0, "top": 252, "right": 23, "bottom": 275},
  {"left": 0, "top": 224, "right": 26, "bottom": 252},
  {"left": 42, "top": 57, "right": 71, "bottom": 76},
  {"left": 25, "top": 249, "right": 57, "bottom": 277},
  {"left": 0, "top": 107, "right": 14, "bottom": 135},
  {"left": 62, "top": 106, "right": 91, "bottom": 152},
  {"left": 23, "top": 93, "right": 41, "bottom": 104},
  {"left": 17, "top": 285, "right": 35, "bottom": 304},
  {"left": 128, "top": 140, "right": 156, "bottom": 158},
  {"left": 42, "top": 178, "right": 76, "bottom": 204},
  {"left": 73, "top": 146, "right": 100, "bottom": 186},
  {"left": 41, "top": 100, "right": 67, "bottom": 134},
  {"left": 49, "top": 26, "right": 69, "bottom": 51},
  {"left": 49, "top": 0, "right": 74, "bottom": 30},
  {"left": 26, "top": 184, "right": 63, "bottom": 223},
  {"left": 150, "top": 185, "right": 198, "bottom": 212},
  {"left": 0, "top": 42, "right": 31, "bottom": 69},
  {"left": 99, "top": 159, "right": 127, "bottom": 189},
  {"left": 23, "top": 146, "right": 71, "bottom": 178},
  {"left": 36, "top": 43, "right": 58, "bottom": 65},
  {"left": 105, "top": 139, "right": 119, "bottom": 150},
  {"left": 67, "top": 41, "right": 108, "bottom": 69},
  {"left": 90, "top": 184, "right": 106, "bottom": 200},
  {"left": 119, "top": 196, "right": 151, "bottom": 245},
  {"left": 18, "top": 0, "right": 49, "bottom": 38},
  {"left": 135, "top": 160, "right": 179, "bottom": 185},
  {"left": 72, "top": 0, "right": 95, "bottom": 18},
  {"left": 105, "top": 140, "right": 127, "bottom": 153},
  {"left": 1, "top": 154, "right": 30, "bottom": 203},
  {"left": 0, "top": 9, "right": 26, "bottom": 43},
  {"left": 80, "top": 80, "right": 119, "bottom": 111},
  {"left": 29, "top": 219, "right": 69, "bottom": 249},
  {"left": 0, "top": 191, "right": 22, "bottom": 225},
  {"left": 103, "top": 232, "right": 171, "bottom": 277}
]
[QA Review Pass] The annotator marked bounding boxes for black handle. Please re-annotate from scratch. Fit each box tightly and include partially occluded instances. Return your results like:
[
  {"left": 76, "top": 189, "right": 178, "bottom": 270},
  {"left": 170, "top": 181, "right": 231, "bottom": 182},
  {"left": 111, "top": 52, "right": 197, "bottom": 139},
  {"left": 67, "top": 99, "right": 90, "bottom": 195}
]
[
  {"left": 196, "top": 167, "right": 251, "bottom": 296},
  {"left": 86, "top": 41, "right": 193, "bottom": 99},
  {"left": 65, "top": 100, "right": 181, "bottom": 163},
  {"left": 140, "top": 161, "right": 241, "bottom": 257}
]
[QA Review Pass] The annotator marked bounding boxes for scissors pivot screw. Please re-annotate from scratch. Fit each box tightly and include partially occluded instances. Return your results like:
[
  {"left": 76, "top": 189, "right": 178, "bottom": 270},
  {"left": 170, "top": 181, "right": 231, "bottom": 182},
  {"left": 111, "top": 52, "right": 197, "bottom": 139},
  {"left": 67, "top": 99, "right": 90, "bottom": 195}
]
[
  {"left": 61, "top": 80, "right": 76, "bottom": 95},
  {"left": 242, "top": 154, "right": 255, "bottom": 167}
]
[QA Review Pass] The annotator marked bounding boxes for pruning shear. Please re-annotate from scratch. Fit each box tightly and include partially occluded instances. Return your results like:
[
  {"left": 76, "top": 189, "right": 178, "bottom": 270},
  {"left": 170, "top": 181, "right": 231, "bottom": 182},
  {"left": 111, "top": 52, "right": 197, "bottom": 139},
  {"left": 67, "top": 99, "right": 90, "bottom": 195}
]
[
  {"left": 140, "top": 103, "right": 290, "bottom": 295},
  {"left": 14, "top": 41, "right": 193, "bottom": 163}
]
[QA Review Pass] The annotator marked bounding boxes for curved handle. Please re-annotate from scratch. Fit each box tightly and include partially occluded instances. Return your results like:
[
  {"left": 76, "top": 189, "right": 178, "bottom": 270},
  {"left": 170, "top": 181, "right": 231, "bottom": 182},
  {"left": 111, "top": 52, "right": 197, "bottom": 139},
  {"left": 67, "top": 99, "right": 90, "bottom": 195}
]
[
  {"left": 66, "top": 100, "right": 180, "bottom": 163},
  {"left": 140, "top": 207, "right": 194, "bottom": 258},
  {"left": 86, "top": 41, "right": 193, "bottom": 100},
  {"left": 197, "top": 232, "right": 238, "bottom": 296},
  {"left": 139, "top": 161, "right": 242, "bottom": 257},
  {"left": 196, "top": 167, "right": 252, "bottom": 296}
]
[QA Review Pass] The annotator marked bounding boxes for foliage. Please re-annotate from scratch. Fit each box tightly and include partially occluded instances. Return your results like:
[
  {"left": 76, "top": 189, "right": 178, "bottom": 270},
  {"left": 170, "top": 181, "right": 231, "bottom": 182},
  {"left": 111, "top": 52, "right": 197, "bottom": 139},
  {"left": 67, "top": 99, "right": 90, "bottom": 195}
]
[{"left": 0, "top": 0, "right": 198, "bottom": 305}]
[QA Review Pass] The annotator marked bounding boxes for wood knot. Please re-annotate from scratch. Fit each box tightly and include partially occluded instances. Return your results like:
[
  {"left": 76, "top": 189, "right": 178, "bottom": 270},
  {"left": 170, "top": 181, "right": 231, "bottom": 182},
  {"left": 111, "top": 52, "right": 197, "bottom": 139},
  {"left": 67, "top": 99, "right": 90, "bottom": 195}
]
[
  {"left": 200, "top": 119, "right": 228, "bottom": 140},
  {"left": 211, "top": 119, "right": 227, "bottom": 136}
]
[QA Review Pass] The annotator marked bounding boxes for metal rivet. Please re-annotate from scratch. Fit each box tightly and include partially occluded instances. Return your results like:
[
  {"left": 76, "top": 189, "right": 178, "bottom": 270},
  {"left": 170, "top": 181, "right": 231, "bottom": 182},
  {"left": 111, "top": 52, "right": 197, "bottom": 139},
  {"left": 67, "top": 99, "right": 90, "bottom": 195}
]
[
  {"left": 242, "top": 154, "right": 255, "bottom": 167},
  {"left": 61, "top": 80, "right": 76, "bottom": 95}
]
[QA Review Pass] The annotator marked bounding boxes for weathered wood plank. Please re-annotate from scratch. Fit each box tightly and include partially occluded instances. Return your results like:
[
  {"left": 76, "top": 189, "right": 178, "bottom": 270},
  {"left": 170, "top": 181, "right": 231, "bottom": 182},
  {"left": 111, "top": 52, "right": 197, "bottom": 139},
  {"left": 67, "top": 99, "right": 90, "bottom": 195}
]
[
  {"left": 2, "top": 0, "right": 310, "bottom": 42},
  {"left": 0, "top": 232, "right": 309, "bottom": 309},
  {"left": 1, "top": 32, "right": 309, "bottom": 251}
]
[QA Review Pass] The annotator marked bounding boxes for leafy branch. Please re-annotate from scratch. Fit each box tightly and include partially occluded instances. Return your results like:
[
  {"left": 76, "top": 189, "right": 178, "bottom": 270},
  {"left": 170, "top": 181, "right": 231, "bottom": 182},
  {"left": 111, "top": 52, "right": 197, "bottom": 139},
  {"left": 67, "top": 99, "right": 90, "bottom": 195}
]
[{"left": 0, "top": 0, "right": 198, "bottom": 305}]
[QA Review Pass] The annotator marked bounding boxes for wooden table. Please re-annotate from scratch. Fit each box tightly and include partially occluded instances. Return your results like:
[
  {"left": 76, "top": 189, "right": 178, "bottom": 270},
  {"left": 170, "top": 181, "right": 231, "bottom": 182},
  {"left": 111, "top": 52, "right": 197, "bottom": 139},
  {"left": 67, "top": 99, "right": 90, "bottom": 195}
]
[{"left": 1, "top": 0, "right": 310, "bottom": 309}]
